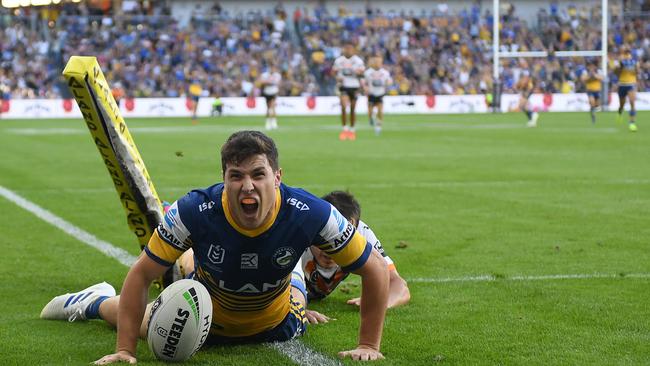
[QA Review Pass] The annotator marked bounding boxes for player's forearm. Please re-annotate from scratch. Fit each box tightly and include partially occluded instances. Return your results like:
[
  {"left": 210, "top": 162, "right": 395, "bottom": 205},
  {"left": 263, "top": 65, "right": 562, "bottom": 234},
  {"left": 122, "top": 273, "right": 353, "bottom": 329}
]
[
  {"left": 356, "top": 252, "right": 389, "bottom": 350},
  {"left": 116, "top": 268, "right": 151, "bottom": 355},
  {"left": 387, "top": 273, "right": 410, "bottom": 308}
]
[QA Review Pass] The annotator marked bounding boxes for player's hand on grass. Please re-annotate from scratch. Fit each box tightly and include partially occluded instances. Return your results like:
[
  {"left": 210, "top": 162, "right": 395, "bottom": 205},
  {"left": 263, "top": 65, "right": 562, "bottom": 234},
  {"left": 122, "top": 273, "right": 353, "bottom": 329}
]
[
  {"left": 338, "top": 346, "right": 384, "bottom": 361},
  {"left": 305, "top": 309, "right": 335, "bottom": 324},
  {"left": 93, "top": 351, "right": 136, "bottom": 365},
  {"left": 346, "top": 297, "right": 361, "bottom": 306}
]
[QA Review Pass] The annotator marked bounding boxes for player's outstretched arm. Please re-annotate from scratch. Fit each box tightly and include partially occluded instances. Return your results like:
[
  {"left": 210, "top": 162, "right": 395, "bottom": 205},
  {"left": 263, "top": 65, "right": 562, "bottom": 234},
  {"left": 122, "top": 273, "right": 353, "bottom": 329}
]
[
  {"left": 94, "top": 254, "right": 168, "bottom": 365},
  {"left": 338, "top": 249, "right": 389, "bottom": 361},
  {"left": 347, "top": 269, "right": 410, "bottom": 309}
]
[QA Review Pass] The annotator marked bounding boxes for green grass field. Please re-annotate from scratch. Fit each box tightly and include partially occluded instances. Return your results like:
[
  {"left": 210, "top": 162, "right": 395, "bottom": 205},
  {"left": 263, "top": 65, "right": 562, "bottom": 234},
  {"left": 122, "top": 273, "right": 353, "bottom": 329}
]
[{"left": 1, "top": 112, "right": 649, "bottom": 365}]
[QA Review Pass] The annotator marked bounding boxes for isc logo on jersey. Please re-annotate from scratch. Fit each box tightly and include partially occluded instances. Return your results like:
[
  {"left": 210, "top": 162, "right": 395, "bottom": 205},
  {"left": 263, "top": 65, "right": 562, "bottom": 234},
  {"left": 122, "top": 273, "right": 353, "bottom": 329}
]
[
  {"left": 319, "top": 206, "right": 355, "bottom": 252},
  {"left": 286, "top": 197, "right": 309, "bottom": 211}
]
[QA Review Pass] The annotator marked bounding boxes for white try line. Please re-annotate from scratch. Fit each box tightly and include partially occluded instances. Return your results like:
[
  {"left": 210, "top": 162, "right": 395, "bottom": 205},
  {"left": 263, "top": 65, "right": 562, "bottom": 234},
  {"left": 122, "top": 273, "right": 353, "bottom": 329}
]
[
  {"left": 0, "top": 185, "right": 137, "bottom": 267},
  {"left": 0, "top": 184, "right": 341, "bottom": 366}
]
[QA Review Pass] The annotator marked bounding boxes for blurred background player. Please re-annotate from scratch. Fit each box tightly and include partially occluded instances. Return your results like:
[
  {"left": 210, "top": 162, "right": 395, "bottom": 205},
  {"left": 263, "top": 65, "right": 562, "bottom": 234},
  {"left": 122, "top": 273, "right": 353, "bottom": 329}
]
[
  {"left": 211, "top": 95, "right": 224, "bottom": 117},
  {"left": 188, "top": 76, "right": 202, "bottom": 123},
  {"left": 303, "top": 191, "right": 410, "bottom": 324},
  {"left": 333, "top": 41, "right": 365, "bottom": 141},
  {"left": 517, "top": 68, "right": 539, "bottom": 128},
  {"left": 614, "top": 45, "right": 639, "bottom": 132},
  {"left": 111, "top": 82, "right": 125, "bottom": 110},
  {"left": 581, "top": 61, "right": 604, "bottom": 124},
  {"left": 258, "top": 64, "right": 282, "bottom": 130},
  {"left": 363, "top": 57, "right": 392, "bottom": 135},
  {"left": 516, "top": 60, "right": 539, "bottom": 127}
]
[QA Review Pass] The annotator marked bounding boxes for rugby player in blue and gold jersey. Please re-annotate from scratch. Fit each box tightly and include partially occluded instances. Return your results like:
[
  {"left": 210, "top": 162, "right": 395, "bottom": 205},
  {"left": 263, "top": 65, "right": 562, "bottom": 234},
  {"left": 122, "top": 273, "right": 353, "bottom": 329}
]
[
  {"left": 172, "top": 190, "right": 411, "bottom": 325},
  {"left": 41, "top": 131, "right": 389, "bottom": 363},
  {"left": 615, "top": 45, "right": 640, "bottom": 131}
]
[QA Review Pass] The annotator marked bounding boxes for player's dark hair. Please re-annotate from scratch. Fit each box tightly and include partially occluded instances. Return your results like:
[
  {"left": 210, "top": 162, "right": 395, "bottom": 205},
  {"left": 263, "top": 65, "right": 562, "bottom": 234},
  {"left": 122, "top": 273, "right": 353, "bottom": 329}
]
[
  {"left": 221, "top": 130, "right": 279, "bottom": 173},
  {"left": 322, "top": 191, "right": 361, "bottom": 222}
]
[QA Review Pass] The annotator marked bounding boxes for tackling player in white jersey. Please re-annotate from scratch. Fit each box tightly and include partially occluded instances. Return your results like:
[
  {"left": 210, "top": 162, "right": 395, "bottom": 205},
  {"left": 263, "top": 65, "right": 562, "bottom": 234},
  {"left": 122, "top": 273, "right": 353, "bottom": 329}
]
[
  {"left": 363, "top": 57, "right": 392, "bottom": 135},
  {"left": 303, "top": 191, "right": 410, "bottom": 324},
  {"left": 258, "top": 65, "right": 282, "bottom": 130},
  {"left": 333, "top": 41, "right": 365, "bottom": 141}
]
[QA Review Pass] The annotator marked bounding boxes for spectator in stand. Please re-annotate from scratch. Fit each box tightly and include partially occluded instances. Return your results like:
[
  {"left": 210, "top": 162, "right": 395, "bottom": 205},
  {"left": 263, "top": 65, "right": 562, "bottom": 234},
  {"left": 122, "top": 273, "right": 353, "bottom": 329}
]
[{"left": 1, "top": 2, "right": 649, "bottom": 99}]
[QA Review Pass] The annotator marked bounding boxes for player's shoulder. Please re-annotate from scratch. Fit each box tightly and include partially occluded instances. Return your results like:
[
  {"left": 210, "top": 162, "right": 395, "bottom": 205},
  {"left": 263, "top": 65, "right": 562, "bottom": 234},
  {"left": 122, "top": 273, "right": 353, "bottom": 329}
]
[
  {"left": 172, "top": 183, "right": 223, "bottom": 223},
  {"left": 356, "top": 219, "right": 377, "bottom": 240},
  {"left": 352, "top": 55, "right": 364, "bottom": 63},
  {"left": 159, "top": 184, "right": 222, "bottom": 247},
  {"left": 356, "top": 219, "right": 371, "bottom": 233},
  {"left": 281, "top": 184, "right": 331, "bottom": 218}
]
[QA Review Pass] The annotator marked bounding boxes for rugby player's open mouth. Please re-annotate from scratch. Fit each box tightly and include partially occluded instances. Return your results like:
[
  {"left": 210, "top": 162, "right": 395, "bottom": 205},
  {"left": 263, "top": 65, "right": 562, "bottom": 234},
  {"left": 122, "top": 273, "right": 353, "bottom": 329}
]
[{"left": 240, "top": 198, "right": 259, "bottom": 215}]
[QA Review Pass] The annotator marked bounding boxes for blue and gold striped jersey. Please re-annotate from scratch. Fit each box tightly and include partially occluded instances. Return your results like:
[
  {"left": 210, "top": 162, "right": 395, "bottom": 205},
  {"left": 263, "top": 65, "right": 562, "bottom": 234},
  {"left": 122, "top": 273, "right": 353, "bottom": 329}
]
[
  {"left": 145, "top": 183, "right": 372, "bottom": 337},
  {"left": 618, "top": 57, "right": 637, "bottom": 85}
]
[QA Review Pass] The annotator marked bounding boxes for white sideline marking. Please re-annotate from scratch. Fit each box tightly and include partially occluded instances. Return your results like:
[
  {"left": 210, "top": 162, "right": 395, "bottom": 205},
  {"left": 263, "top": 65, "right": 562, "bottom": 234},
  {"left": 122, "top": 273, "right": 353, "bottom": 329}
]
[
  {"left": 0, "top": 184, "right": 336, "bottom": 366},
  {"left": 407, "top": 272, "right": 650, "bottom": 283},
  {"left": 0, "top": 185, "right": 137, "bottom": 267}
]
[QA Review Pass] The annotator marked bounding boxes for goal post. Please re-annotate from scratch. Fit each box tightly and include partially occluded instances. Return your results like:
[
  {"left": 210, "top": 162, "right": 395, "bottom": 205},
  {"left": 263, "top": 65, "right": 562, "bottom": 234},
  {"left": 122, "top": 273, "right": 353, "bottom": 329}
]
[{"left": 491, "top": 0, "right": 610, "bottom": 112}]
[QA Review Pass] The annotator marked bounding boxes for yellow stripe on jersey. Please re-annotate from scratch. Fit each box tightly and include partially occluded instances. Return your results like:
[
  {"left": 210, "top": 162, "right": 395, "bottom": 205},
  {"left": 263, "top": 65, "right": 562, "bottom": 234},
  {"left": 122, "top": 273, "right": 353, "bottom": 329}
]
[
  {"left": 289, "top": 297, "right": 306, "bottom": 325},
  {"left": 619, "top": 70, "right": 637, "bottom": 85},
  {"left": 212, "top": 281, "right": 289, "bottom": 311},
  {"left": 145, "top": 230, "right": 184, "bottom": 265},
  {"left": 586, "top": 78, "right": 602, "bottom": 92},
  {"left": 196, "top": 268, "right": 292, "bottom": 336},
  {"left": 222, "top": 187, "right": 281, "bottom": 237},
  {"left": 320, "top": 230, "right": 367, "bottom": 267},
  {"left": 619, "top": 57, "right": 637, "bottom": 85},
  {"left": 189, "top": 83, "right": 202, "bottom": 96}
]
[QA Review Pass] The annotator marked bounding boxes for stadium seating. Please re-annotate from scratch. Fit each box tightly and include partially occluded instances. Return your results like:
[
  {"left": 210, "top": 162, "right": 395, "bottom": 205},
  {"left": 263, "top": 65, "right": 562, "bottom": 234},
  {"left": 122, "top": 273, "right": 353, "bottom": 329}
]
[{"left": 0, "top": 1, "right": 648, "bottom": 100}]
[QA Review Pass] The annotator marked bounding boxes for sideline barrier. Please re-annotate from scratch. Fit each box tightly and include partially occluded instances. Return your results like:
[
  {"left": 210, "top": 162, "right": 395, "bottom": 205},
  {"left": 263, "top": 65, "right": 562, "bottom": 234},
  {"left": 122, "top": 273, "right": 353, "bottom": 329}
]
[{"left": 2, "top": 93, "right": 649, "bottom": 119}]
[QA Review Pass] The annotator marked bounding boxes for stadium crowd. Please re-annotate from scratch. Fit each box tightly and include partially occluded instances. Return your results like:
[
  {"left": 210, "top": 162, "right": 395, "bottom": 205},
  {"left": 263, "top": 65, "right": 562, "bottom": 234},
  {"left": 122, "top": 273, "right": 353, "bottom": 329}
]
[{"left": 1, "top": 1, "right": 649, "bottom": 100}]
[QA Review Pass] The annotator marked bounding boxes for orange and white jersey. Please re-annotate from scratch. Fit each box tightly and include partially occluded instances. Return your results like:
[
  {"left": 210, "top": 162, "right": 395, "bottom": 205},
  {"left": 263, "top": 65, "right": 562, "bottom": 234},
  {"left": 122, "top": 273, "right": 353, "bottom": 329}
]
[
  {"left": 260, "top": 71, "right": 281, "bottom": 96},
  {"left": 333, "top": 55, "right": 365, "bottom": 88},
  {"left": 364, "top": 67, "right": 392, "bottom": 96},
  {"left": 302, "top": 219, "right": 395, "bottom": 301}
]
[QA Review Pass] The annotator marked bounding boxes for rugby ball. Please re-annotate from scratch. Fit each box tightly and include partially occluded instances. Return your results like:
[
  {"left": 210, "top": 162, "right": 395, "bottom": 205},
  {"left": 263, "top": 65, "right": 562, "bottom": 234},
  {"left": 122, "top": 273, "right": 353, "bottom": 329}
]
[{"left": 147, "top": 279, "right": 212, "bottom": 362}]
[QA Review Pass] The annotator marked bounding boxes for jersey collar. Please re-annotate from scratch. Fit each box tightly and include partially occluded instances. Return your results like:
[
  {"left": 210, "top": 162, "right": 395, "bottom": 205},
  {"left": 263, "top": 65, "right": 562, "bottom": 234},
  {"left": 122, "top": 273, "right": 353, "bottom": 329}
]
[{"left": 221, "top": 186, "right": 282, "bottom": 237}]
